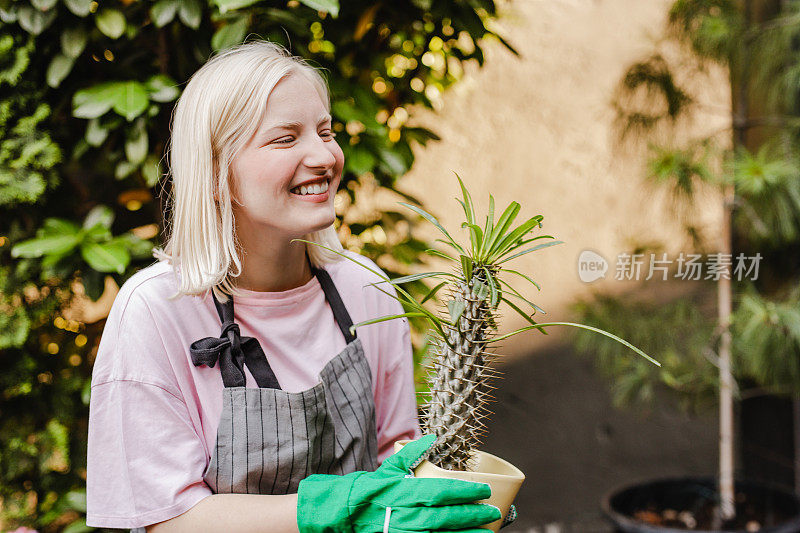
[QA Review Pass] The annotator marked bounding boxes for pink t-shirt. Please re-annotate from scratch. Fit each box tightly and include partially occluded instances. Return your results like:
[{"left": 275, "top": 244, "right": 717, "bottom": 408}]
[{"left": 86, "top": 253, "right": 422, "bottom": 529}]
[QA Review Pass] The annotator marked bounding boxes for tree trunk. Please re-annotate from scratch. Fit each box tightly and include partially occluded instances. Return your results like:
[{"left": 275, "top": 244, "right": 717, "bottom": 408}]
[{"left": 718, "top": 184, "right": 736, "bottom": 521}]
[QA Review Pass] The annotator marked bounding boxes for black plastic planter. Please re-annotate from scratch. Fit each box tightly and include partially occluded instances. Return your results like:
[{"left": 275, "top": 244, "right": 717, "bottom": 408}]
[{"left": 602, "top": 477, "right": 800, "bottom": 532}]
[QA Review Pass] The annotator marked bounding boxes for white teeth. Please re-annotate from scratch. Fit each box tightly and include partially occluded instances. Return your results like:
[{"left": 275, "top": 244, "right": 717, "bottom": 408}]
[{"left": 291, "top": 180, "right": 329, "bottom": 195}]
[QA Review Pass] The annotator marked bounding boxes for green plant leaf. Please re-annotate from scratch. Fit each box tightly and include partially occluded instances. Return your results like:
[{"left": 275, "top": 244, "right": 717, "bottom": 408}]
[
  {"left": 482, "top": 194, "right": 495, "bottom": 253},
  {"left": 61, "top": 27, "right": 88, "bottom": 58},
  {"left": 294, "top": 239, "right": 448, "bottom": 339},
  {"left": 462, "top": 222, "right": 483, "bottom": 257},
  {"left": 83, "top": 205, "right": 115, "bottom": 230},
  {"left": 142, "top": 154, "right": 163, "bottom": 187},
  {"left": 46, "top": 53, "right": 75, "bottom": 88},
  {"left": 150, "top": 0, "right": 179, "bottom": 28},
  {"left": 85, "top": 224, "right": 112, "bottom": 242},
  {"left": 503, "top": 268, "right": 541, "bottom": 291},
  {"left": 125, "top": 120, "right": 149, "bottom": 165},
  {"left": 501, "top": 296, "right": 539, "bottom": 326},
  {"left": 95, "top": 9, "right": 126, "bottom": 39},
  {"left": 12, "top": 235, "right": 81, "bottom": 258},
  {"left": 378, "top": 271, "right": 455, "bottom": 285},
  {"left": 492, "top": 215, "right": 544, "bottom": 259},
  {"left": 447, "top": 299, "right": 465, "bottom": 324},
  {"left": 64, "top": 0, "right": 92, "bottom": 16},
  {"left": 460, "top": 255, "right": 473, "bottom": 284},
  {"left": 18, "top": 5, "right": 57, "bottom": 34},
  {"left": 73, "top": 82, "right": 119, "bottom": 119},
  {"left": 497, "top": 278, "right": 546, "bottom": 315},
  {"left": 490, "top": 321, "right": 661, "bottom": 366},
  {"left": 115, "top": 160, "right": 138, "bottom": 180},
  {"left": 211, "top": 16, "right": 248, "bottom": 51},
  {"left": 80, "top": 241, "right": 130, "bottom": 273},
  {"left": 472, "top": 279, "right": 489, "bottom": 302},
  {"left": 31, "top": 0, "right": 58, "bottom": 9},
  {"left": 425, "top": 248, "right": 456, "bottom": 262},
  {"left": 299, "top": 0, "right": 340, "bottom": 18},
  {"left": 112, "top": 81, "right": 150, "bottom": 121},
  {"left": 421, "top": 281, "right": 447, "bottom": 304},
  {"left": 481, "top": 265, "right": 499, "bottom": 308},
  {"left": 41, "top": 218, "right": 81, "bottom": 236},
  {"left": 351, "top": 312, "right": 427, "bottom": 332},
  {"left": 145, "top": 74, "right": 180, "bottom": 102},
  {"left": 498, "top": 239, "right": 564, "bottom": 264},
  {"left": 455, "top": 172, "right": 476, "bottom": 226},
  {"left": 178, "top": 0, "right": 203, "bottom": 28},
  {"left": 485, "top": 201, "right": 520, "bottom": 257},
  {"left": 85, "top": 118, "right": 109, "bottom": 147},
  {"left": 400, "top": 202, "right": 466, "bottom": 256},
  {"left": 212, "top": 0, "right": 261, "bottom": 13}
]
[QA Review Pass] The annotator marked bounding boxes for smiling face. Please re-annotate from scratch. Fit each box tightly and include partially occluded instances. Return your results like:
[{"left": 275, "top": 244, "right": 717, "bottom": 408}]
[{"left": 229, "top": 72, "right": 344, "bottom": 246}]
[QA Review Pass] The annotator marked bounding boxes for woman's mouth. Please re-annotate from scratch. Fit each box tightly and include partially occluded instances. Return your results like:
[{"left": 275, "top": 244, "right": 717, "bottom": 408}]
[{"left": 289, "top": 178, "right": 331, "bottom": 202}]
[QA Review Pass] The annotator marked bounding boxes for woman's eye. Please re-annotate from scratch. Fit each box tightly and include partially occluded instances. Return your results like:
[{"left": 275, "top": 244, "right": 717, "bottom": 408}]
[
  {"left": 274, "top": 137, "right": 295, "bottom": 144},
  {"left": 321, "top": 131, "right": 336, "bottom": 139}
]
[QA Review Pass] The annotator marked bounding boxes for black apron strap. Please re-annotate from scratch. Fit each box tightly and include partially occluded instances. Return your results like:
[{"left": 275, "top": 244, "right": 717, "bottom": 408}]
[{"left": 311, "top": 266, "right": 357, "bottom": 344}]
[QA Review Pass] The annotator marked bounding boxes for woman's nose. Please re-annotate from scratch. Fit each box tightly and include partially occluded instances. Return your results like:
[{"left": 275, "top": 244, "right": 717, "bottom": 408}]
[{"left": 303, "top": 135, "right": 337, "bottom": 169}]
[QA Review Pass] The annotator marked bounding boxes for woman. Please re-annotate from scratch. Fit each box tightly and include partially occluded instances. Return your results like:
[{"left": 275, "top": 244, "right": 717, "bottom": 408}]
[{"left": 85, "top": 40, "right": 500, "bottom": 532}]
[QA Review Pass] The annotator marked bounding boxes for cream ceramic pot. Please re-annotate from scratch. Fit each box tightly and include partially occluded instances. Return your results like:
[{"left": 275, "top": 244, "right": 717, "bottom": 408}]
[{"left": 394, "top": 440, "right": 525, "bottom": 533}]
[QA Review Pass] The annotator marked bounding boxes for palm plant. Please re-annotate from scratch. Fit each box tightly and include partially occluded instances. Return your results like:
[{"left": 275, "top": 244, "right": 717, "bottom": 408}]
[
  {"left": 302, "top": 174, "right": 658, "bottom": 471},
  {"left": 598, "top": 0, "right": 800, "bottom": 523}
]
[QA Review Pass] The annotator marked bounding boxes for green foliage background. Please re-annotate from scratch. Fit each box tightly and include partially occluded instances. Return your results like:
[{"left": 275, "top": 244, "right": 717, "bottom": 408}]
[{"left": 0, "top": 0, "right": 517, "bottom": 530}]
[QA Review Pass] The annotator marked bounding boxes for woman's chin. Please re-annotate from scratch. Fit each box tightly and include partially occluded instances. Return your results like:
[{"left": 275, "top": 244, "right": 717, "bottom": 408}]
[{"left": 296, "top": 215, "right": 336, "bottom": 237}]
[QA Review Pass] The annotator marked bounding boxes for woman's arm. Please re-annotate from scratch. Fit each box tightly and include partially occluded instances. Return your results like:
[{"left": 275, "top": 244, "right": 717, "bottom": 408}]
[{"left": 147, "top": 493, "right": 299, "bottom": 533}]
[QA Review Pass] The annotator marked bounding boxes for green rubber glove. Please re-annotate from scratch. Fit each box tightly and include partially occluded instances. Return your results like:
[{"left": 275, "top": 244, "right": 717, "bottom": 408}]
[{"left": 297, "top": 434, "right": 502, "bottom": 532}]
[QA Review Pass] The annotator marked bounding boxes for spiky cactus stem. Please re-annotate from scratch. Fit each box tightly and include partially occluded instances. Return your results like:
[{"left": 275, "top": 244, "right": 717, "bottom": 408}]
[{"left": 422, "top": 266, "right": 500, "bottom": 471}]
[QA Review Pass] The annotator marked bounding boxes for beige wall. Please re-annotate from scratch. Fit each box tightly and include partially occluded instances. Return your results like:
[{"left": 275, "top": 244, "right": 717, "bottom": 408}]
[{"left": 399, "top": 0, "right": 730, "bottom": 359}]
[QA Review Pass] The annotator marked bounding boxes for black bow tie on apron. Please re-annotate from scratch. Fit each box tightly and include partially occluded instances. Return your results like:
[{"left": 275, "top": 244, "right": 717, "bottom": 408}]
[{"left": 189, "top": 267, "right": 356, "bottom": 389}]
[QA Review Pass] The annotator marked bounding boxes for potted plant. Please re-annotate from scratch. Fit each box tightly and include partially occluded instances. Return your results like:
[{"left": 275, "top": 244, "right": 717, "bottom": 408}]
[{"left": 303, "top": 175, "right": 659, "bottom": 531}]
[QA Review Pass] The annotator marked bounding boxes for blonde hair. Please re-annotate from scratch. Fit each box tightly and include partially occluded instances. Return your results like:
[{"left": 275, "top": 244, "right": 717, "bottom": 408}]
[{"left": 153, "top": 39, "right": 344, "bottom": 302}]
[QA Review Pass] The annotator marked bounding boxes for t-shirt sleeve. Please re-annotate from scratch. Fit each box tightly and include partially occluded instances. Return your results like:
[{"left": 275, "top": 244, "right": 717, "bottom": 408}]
[{"left": 86, "top": 290, "right": 211, "bottom": 529}]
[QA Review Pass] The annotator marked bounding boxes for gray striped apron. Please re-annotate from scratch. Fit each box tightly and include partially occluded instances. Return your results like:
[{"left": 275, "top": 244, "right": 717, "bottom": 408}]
[
  {"left": 191, "top": 266, "right": 379, "bottom": 495},
  {"left": 129, "top": 266, "right": 377, "bottom": 532}
]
